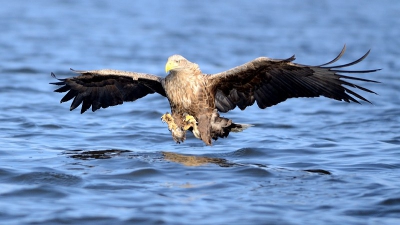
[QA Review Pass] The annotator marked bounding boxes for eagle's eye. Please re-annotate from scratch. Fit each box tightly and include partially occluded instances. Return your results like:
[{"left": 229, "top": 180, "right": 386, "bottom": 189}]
[{"left": 175, "top": 60, "right": 181, "bottom": 64}]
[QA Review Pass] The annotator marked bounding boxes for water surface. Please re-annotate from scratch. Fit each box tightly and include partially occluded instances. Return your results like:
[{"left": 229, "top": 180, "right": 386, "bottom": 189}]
[{"left": 0, "top": 1, "right": 399, "bottom": 224}]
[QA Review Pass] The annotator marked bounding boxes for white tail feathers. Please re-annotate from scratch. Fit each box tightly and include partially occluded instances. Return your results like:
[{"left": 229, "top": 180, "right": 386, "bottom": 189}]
[{"left": 230, "top": 123, "right": 253, "bottom": 132}]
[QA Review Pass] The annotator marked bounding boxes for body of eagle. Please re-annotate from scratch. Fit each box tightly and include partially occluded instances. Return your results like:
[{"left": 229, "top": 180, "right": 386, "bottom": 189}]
[{"left": 51, "top": 46, "right": 380, "bottom": 145}]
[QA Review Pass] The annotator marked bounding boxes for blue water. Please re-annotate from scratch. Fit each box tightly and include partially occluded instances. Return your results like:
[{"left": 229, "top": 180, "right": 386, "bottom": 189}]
[{"left": 1, "top": 0, "right": 399, "bottom": 224}]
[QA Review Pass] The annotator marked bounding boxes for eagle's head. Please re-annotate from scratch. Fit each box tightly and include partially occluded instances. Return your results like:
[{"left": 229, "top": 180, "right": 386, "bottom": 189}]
[{"left": 165, "top": 55, "right": 201, "bottom": 74}]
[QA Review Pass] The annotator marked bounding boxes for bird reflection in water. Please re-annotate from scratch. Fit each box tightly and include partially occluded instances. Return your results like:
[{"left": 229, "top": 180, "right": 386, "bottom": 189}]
[
  {"left": 63, "top": 149, "right": 330, "bottom": 174},
  {"left": 63, "top": 149, "right": 234, "bottom": 167},
  {"left": 161, "top": 151, "right": 233, "bottom": 167}
]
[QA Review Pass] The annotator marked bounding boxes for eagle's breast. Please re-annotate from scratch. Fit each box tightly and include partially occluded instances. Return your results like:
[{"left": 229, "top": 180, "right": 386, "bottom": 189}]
[{"left": 164, "top": 70, "right": 204, "bottom": 113}]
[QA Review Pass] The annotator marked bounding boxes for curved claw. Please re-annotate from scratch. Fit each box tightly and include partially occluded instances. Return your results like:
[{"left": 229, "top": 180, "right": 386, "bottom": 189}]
[
  {"left": 183, "top": 114, "right": 197, "bottom": 131},
  {"left": 161, "top": 113, "right": 178, "bottom": 131}
]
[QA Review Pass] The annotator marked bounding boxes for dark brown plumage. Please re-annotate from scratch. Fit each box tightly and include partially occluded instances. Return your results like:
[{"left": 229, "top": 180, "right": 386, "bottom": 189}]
[{"left": 51, "top": 46, "right": 380, "bottom": 145}]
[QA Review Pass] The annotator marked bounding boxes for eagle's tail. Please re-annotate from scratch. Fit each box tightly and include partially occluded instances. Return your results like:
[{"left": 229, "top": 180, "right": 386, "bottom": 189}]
[
  {"left": 185, "top": 110, "right": 252, "bottom": 145},
  {"left": 210, "top": 110, "right": 252, "bottom": 140},
  {"left": 229, "top": 123, "right": 253, "bottom": 133}
]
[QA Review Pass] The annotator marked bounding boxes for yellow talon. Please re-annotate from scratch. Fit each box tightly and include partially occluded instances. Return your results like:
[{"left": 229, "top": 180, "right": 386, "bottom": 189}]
[
  {"left": 161, "top": 113, "right": 171, "bottom": 123},
  {"left": 161, "top": 113, "right": 178, "bottom": 131},
  {"left": 184, "top": 114, "right": 196, "bottom": 123},
  {"left": 183, "top": 114, "right": 197, "bottom": 131},
  {"left": 183, "top": 114, "right": 200, "bottom": 139}
]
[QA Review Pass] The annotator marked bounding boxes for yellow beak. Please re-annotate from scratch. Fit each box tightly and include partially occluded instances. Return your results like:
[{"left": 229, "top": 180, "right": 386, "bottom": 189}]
[{"left": 165, "top": 61, "right": 174, "bottom": 74}]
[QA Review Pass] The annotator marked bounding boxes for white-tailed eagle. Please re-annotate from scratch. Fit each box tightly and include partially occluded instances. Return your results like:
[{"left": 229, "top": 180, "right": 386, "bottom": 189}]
[{"left": 51, "top": 46, "right": 380, "bottom": 145}]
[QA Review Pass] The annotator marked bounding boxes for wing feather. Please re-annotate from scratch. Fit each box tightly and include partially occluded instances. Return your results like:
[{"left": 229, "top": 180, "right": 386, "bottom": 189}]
[
  {"left": 209, "top": 47, "right": 380, "bottom": 112},
  {"left": 50, "top": 69, "right": 166, "bottom": 113},
  {"left": 60, "top": 89, "right": 77, "bottom": 103}
]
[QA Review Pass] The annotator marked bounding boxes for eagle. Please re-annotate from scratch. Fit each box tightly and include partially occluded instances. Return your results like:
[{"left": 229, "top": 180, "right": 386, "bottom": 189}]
[{"left": 50, "top": 46, "right": 380, "bottom": 145}]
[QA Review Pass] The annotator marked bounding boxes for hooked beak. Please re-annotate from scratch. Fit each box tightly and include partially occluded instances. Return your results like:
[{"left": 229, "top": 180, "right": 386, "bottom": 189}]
[{"left": 165, "top": 61, "right": 174, "bottom": 74}]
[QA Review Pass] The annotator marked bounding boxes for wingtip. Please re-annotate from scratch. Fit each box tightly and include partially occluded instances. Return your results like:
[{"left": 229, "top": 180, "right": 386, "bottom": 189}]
[
  {"left": 363, "top": 99, "right": 373, "bottom": 104},
  {"left": 284, "top": 55, "right": 296, "bottom": 62},
  {"left": 50, "top": 72, "right": 66, "bottom": 85},
  {"left": 317, "top": 45, "right": 347, "bottom": 67},
  {"left": 363, "top": 49, "right": 371, "bottom": 59},
  {"left": 70, "top": 68, "right": 81, "bottom": 73},
  {"left": 70, "top": 68, "right": 87, "bottom": 74}
]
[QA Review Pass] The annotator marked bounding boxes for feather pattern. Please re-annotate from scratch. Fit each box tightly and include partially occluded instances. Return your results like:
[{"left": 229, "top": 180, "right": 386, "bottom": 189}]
[
  {"left": 50, "top": 70, "right": 166, "bottom": 113},
  {"left": 210, "top": 45, "right": 380, "bottom": 112}
]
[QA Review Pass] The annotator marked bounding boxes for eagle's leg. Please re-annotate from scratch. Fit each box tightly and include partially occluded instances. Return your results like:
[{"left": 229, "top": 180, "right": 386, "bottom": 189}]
[
  {"left": 183, "top": 114, "right": 201, "bottom": 139},
  {"left": 161, "top": 113, "right": 186, "bottom": 144},
  {"left": 161, "top": 113, "right": 178, "bottom": 131}
]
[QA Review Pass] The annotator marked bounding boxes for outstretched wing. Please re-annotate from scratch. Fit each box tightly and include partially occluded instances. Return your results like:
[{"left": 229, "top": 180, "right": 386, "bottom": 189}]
[
  {"left": 209, "top": 46, "right": 380, "bottom": 113},
  {"left": 50, "top": 69, "right": 166, "bottom": 113}
]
